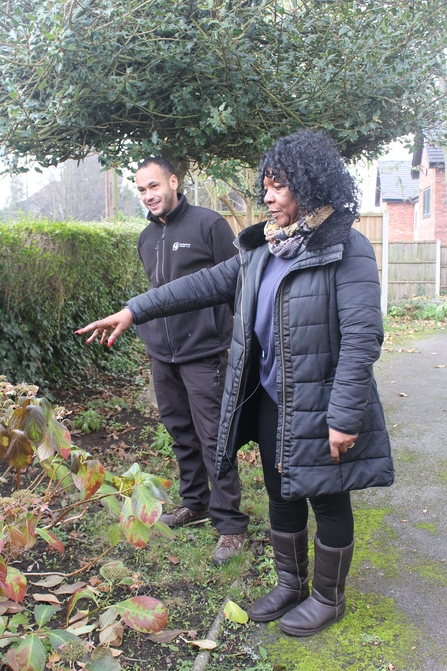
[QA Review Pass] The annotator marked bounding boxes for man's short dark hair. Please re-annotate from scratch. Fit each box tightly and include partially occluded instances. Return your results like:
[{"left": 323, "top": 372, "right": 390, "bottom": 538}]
[{"left": 137, "top": 157, "right": 175, "bottom": 178}]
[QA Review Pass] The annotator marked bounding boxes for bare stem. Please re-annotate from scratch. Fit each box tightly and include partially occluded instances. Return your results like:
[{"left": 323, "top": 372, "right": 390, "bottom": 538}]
[{"left": 64, "top": 546, "right": 113, "bottom": 578}]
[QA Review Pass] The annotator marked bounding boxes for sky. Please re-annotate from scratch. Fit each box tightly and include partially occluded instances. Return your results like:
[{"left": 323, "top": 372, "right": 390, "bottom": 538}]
[
  {"left": 0, "top": 140, "right": 415, "bottom": 213},
  {"left": 0, "top": 164, "right": 58, "bottom": 209}
]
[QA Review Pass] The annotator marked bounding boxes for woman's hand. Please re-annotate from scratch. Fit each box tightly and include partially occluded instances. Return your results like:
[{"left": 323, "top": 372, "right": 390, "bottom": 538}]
[
  {"left": 329, "top": 428, "right": 358, "bottom": 465},
  {"left": 75, "top": 308, "right": 134, "bottom": 347}
]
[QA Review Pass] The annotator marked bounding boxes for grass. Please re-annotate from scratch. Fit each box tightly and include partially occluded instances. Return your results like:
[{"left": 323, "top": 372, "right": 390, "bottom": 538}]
[
  {"left": 267, "top": 592, "right": 419, "bottom": 671},
  {"left": 63, "top": 466, "right": 440, "bottom": 670},
  {"left": 264, "top": 504, "right": 421, "bottom": 671},
  {"left": 7, "top": 310, "right": 447, "bottom": 670},
  {"left": 414, "top": 522, "right": 438, "bottom": 533}
]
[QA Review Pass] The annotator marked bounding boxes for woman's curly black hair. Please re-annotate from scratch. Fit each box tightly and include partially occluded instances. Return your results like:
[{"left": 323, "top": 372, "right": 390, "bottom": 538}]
[{"left": 259, "top": 130, "right": 360, "bottom": 218}]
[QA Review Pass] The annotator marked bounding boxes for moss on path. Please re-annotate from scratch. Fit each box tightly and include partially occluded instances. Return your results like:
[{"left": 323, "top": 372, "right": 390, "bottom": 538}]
[{"left": 255, "top": 329, "right": 447, "bottom": 671}]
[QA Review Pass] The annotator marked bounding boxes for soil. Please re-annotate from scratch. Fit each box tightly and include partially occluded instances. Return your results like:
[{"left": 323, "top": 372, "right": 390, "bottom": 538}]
[{"left": 0, "top": 378, "right": 265, "bottom": 671}]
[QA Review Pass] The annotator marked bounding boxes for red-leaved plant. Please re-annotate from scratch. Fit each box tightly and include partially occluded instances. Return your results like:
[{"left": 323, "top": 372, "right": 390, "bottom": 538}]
[{"left": 0, "top": 377, "right": 172, "bottom": 670}]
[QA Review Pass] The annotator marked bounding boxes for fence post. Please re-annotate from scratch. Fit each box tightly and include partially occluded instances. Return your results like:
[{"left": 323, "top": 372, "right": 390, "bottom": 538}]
[
  {"left": 435, "top": 239, "right": 441, "bottom": 297},
  {"left": 381, "top": 211, "right": 389, "bottom": 315}
]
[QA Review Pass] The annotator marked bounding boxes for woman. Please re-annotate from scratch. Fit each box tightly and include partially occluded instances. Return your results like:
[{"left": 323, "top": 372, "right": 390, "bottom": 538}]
[{"left": 77, "top": 130, "right": 393, "bottom": 637}]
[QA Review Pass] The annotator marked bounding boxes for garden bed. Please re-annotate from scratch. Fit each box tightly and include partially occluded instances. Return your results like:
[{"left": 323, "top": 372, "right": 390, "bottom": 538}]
[{"left": 0, "top": 376, "right": 272, "bottom": 671}]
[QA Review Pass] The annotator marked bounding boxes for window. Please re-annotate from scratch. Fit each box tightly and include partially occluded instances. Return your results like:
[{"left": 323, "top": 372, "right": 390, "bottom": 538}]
[{"left": 423, "top": 187, "right": 431, "bottom": 218}]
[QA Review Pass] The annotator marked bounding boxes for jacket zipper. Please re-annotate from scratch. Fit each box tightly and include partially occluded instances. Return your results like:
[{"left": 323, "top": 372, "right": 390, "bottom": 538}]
[
  {"left": 155, "top": 240, "right": 160, "bottom": 285},
  {"left": 160, "top": 225, "right": 174, "bottom": 362},
  {"left": 277, "top": 282, "right": 286, "bottom": 474}
]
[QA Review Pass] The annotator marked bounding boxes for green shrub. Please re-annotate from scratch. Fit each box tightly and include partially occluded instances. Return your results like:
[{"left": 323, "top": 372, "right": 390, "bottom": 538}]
[
  {"left": 150, "top": 423, "right": 175, "bottom": 459},
  {"left": 0, "top": 217, "right": 148, "bottom": 387},
  {"left": 75, "top": 397, "right": 129, "bottom": 433},
  {"left": 387, "top": 297, "right": 447, "bottom": 322},
  {"left": 74, "top": 409, "right": 104, "bottom": 434}
]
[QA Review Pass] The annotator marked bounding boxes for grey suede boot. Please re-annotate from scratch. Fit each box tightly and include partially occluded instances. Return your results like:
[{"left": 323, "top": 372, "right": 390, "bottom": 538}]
[
  {"left": 248, "top": 528, "right": 309, "bottom": 622},
  {"left": 279, "top": 536, "right": 354, "bottom": 636}
]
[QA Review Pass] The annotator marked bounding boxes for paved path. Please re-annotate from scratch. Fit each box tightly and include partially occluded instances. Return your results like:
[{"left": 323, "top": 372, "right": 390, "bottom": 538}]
[
  {"left": 365, "top": 328, "right": 447, "bottom": 670},
  {"left": 247, "top": 328, "right": 447, "bottom": 671}
]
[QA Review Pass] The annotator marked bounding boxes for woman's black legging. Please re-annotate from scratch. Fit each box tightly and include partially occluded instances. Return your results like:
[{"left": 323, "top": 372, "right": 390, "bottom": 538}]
[{"left": 257, "top": 389, "right": 354, "bottom": 548}]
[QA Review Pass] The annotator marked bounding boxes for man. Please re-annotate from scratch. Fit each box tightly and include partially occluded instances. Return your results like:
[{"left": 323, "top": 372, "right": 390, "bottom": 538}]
[{"left": 133, "top": 158, "right": 249, "bottom": 565}]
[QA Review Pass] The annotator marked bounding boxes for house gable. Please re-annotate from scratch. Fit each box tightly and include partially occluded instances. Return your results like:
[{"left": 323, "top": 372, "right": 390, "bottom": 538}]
[
  {"left": 413, "top": 146, "right": 447, "bottom": 243},
  {"left": 376, "top": 160, "right": 418, "bottom": 240}
]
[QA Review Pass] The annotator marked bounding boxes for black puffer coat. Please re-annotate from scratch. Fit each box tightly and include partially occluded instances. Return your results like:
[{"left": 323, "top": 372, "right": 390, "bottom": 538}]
[{"left": 127, "top": 211, "right": 394, "bottom": 499}]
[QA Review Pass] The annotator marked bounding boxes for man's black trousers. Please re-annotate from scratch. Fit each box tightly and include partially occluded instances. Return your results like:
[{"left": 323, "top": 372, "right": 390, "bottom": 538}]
[{"left": 151, "top": 353, "right": 249, "bottom": 535}]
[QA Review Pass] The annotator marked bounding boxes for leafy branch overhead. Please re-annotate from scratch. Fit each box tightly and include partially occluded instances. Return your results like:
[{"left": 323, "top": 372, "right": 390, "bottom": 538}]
[{"left": 1, "top": 0, "right": 446, "bottom": 173}]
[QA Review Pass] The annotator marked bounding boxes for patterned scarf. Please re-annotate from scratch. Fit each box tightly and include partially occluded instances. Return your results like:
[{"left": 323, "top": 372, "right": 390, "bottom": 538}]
[{"left": 264, "top": 205, "right": 335, "bottom": 258}]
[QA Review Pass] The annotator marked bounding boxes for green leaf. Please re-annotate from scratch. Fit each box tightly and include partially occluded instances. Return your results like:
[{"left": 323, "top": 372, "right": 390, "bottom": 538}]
[
  {"left": 131, "top": 484, "right": 162, "bottom": 526},
  {"left": 66, "top": 587, "right": 98, "bottom": 622},
  {"left": 40, "top": 456, "right": 73, "bottom": 487},
  {"left": 107, "top": 522, "right": 122, "bottom": 547},
  {"left": 114, "top": 595, "right": 168, "bottom": 633},
  {"left": 33, "top": 604, "right": 61, "bottom": 627},
  {"left": 140, "top": 473, "right": 172, "bottom": 504},
  {"left": 39, "top": 398, "right": 53, "bottom": 424},
  {"left": 4, "top": 633, "right": 46, "bottom": 671},
  {"left": 22, "top": 405, "right": 46, "bottom": 447},
  {"left": 120, "top": 462, "right": 141, "bottom": 484},
  {"left": 97, "top": 483, "right": 122, "bottom": 518},
  {"left": 223, "top": 600, "right": 248, "bottom": 624},
  {"left": 119, "top": 497, "right": 150, "bottom": 548},
  {"left": 9, "top": 611, "right": 30, "bottom": 629},
  {"left": 36, "top": 527, "right": 65, "bottom": 553},
  {"left": 153, "top": 520, "right": 175, "bottom": 539},
  {"left": 46, "top": 418, "right": 72, "bottom": 460}
]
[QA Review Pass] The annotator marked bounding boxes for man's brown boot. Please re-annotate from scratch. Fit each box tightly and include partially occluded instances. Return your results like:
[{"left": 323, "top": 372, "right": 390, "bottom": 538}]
[
  {"left": 248, "top": 528, "right": 309, "bottom": 622},
  {"left": 159, "top": 506, "right": 209, "bottom": 528},
  {"left": 212, "top": 533, "right": 246, "bottom": 565},
  {"left": 279, "top": 536, "right": 354, "bottom": 636}
]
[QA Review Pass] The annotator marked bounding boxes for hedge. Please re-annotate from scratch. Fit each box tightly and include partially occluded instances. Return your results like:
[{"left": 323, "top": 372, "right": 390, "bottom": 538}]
[{"left": 0, "top": 218, "right": 148, "bottom": 388}]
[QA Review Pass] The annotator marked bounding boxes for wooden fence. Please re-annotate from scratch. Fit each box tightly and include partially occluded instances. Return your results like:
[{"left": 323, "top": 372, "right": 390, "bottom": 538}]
[
  {"left": 221, "top": 211, "right": 447, "bottom": 310},
  {"left": 353, "top": 214, "right": 383, "bottom": 284},
  {"left": 354, "top": 213, "right": 447, "bottom": 303}
]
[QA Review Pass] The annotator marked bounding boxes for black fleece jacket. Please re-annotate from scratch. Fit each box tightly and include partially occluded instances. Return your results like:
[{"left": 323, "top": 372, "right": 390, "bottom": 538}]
[{"left": 133, "top": 194, "right": 237, "bottom": 363}]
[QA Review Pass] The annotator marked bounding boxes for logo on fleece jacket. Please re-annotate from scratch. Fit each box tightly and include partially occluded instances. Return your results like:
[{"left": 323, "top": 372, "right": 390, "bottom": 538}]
[{"left": 172, "top": 242, "right": 191, "bottom": 251}]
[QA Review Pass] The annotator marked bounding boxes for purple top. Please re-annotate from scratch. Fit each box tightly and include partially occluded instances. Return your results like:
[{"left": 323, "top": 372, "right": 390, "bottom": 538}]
[{"left": 254, "top": 254, "right": 296, "bottom": 403}]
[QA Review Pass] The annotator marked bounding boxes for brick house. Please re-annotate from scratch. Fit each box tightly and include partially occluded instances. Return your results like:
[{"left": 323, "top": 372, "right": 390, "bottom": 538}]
[
  {"left": 375, "top": 160, "right": 419, "bottom": 240},
  {"left": 411, "top": 145, "right": 447, "bottom": 243}
]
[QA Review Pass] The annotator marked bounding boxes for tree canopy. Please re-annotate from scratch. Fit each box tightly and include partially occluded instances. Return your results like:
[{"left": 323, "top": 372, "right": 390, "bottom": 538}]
[{"left": 1, "top": 0, "right": 446, "bottom": 175}]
